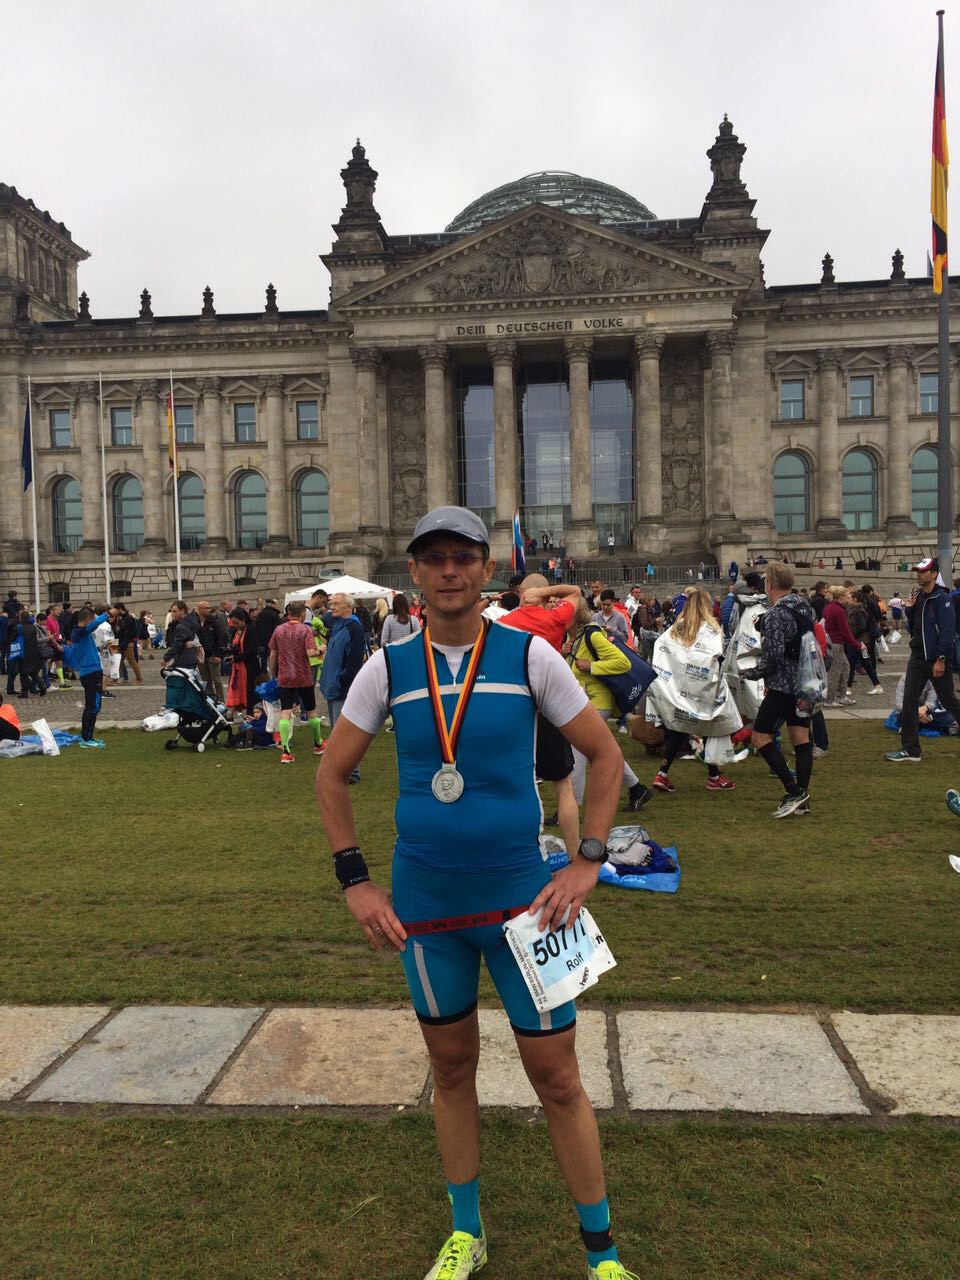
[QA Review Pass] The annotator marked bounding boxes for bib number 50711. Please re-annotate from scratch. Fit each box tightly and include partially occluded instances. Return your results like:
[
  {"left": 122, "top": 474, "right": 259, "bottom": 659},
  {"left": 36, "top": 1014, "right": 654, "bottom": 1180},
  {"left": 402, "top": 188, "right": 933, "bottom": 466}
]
[
  {"left": 530, "top": 913, "right": 589, "bottom": 966},
  {"left": 503, "top": 906, "right": 616, "bottom": 1013}
]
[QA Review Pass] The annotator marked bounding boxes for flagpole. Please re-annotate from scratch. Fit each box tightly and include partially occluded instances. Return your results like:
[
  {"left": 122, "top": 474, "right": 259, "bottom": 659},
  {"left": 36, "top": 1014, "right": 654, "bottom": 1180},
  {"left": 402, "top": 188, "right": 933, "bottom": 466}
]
[
  {"left": 26, "top": 376, "right": 40, "bottom": 611},
  {"left": 170, "top": 370, "right": 183, "bottom": 593},
  {"left": 935, "top": 10, "right": 953, "bottom": 575},
  {"left": 98, "top": 372, "right": 111, "bottom": 598}
]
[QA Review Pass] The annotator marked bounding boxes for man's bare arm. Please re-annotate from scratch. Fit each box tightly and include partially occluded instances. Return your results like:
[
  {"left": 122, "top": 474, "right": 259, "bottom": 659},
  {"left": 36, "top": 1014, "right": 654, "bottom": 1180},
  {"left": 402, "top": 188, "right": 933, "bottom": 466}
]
[
  {"left": 520, "top": 583, "right": 582, "bottom": 606},
  {"left": 316, "top": 716, "right": 407, "bottom": 952},
  {"left": 528, "top": 704, "right": 621, "bottom": 931}
]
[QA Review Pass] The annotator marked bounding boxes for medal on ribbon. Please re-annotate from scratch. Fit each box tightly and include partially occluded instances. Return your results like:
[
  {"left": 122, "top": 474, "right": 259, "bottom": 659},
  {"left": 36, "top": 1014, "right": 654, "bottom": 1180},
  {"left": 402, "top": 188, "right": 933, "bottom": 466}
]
[{"left": 422, "top": 620, "right": 490, "bottom": 803}]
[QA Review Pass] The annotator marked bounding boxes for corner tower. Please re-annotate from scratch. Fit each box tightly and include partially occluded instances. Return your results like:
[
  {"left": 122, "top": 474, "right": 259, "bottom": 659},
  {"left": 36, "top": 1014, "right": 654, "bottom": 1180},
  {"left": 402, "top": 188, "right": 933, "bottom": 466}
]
[{"left": 0, "top": 184, "right": 89, "bottom": 325}]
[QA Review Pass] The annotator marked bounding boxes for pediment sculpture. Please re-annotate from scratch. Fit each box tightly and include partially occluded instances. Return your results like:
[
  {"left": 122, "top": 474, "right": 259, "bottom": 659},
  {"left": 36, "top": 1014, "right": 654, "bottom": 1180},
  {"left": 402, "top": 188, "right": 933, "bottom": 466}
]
[{"left": 428, "top": 226, "right": 651, "bottom": 301}]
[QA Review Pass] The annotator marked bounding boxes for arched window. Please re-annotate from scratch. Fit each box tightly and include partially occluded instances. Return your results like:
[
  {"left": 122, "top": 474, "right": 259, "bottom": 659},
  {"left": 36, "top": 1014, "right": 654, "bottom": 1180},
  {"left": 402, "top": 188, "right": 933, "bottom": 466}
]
[
  {"left": 178, "top": 472, "right": 206, "bottom": 549},
  {"left": 842, "top": 450, "right": 878, "bottom": 531},
  {"left": 773, "top": 452, "right": 810, "bottom": 532},
  {"left": 112, "top": 475, "right": 144, "bottom": 551},
  {"left": 296, "top": 470, "right": 329, "bottom": 548},
  {"left": 235, "top": 471, "right": 267, "bottom": 549},
  {"left": 52, "top": 477, "right": 83, "bottom": 552},
  {"left": 911, "top": 447, "right": 939, "bottom": 529}
]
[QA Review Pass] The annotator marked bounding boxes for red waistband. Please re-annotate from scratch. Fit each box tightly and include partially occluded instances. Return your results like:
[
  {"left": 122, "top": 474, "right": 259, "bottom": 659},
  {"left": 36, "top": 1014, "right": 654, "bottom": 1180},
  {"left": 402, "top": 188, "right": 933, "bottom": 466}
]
[{"left": 402, "top": 904, "right": 531, "bottom": 936}]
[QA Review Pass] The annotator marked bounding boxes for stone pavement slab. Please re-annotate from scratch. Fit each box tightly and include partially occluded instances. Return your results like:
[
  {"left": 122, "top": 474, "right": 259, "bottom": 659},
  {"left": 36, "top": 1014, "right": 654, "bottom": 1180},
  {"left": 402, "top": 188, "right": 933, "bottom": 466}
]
[
  {"left": 618, "top": 1011, "right": 868, "bottom": 1114},
  {"left": 467, "top": 1009, "right": 612, "bottom": 1108},
  {"left": 207, "top": 1008, "right": 430, "bottom": 1107},
  {"left": 833, "top": 1012, "right": 960, "bottom": 1116},
  {"left": 29, "top": 1006, "right": 262, "bottom": 1104},
  {"left": 0, "top": 1006, "right": 109, "bottom": 1100}
]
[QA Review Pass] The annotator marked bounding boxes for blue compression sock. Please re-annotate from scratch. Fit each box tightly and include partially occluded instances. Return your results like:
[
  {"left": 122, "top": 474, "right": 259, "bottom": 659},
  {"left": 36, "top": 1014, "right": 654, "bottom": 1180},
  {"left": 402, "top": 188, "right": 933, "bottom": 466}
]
[
  {"left": 576, "top": 1196, "right": 618, "bottom": 1268},
  {"left": 447, "top": 1177, "right": 481, "bottom": 1238}
]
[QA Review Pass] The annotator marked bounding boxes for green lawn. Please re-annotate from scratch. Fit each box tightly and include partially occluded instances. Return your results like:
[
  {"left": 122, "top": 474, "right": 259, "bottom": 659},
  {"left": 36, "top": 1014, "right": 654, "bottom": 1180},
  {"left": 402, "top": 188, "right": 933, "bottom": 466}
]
[
  {"left": 3, "top": 721, "right": 959, "bottom": 1010},
  {"left": 4, "top": 1113, "right": 959, "bottom": 1279}
]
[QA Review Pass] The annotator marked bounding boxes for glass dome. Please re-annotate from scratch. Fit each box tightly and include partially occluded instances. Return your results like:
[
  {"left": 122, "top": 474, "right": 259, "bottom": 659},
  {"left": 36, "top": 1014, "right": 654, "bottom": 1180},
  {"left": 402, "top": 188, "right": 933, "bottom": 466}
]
[{"left": 445, "top": 171, "right": 656, "bottom": 235}]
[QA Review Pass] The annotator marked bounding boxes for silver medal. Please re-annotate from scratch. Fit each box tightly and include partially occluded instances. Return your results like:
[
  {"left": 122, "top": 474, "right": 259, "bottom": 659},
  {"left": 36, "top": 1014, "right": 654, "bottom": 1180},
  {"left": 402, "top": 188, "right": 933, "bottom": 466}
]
[{"left": 431, "top": 763, "right": 465, "bottom": 803}]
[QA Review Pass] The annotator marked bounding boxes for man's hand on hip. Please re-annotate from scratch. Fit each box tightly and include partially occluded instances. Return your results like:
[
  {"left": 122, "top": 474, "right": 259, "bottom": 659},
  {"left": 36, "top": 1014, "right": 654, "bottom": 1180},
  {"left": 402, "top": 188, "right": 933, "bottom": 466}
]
[
  {"left": 529, "top": 857, "right": 601, "bottom": 933},
  {"left": 344, "top": 881, "right": 407, "bottom": 952}
]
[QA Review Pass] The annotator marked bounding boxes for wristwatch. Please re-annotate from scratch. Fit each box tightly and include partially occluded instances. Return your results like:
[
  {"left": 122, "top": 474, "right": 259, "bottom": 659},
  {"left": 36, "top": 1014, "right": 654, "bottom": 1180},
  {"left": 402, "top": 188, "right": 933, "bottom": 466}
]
[{"left": 578, "top": 838, "right": 607, "bottom": 863}]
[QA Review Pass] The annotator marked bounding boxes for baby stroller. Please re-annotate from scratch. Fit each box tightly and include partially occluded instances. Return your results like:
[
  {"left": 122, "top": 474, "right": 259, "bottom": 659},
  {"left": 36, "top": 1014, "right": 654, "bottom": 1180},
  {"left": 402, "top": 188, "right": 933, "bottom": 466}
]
[{"left": 161, "top": 667, "right": 234, "bottom": 753}]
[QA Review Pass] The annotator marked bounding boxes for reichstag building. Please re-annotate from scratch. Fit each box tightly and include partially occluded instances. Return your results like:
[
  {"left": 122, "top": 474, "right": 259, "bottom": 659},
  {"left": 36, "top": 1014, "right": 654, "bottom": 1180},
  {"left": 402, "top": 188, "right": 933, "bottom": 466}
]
[{"left": 0, "top": 118, "right": 955, "bottom": 600}]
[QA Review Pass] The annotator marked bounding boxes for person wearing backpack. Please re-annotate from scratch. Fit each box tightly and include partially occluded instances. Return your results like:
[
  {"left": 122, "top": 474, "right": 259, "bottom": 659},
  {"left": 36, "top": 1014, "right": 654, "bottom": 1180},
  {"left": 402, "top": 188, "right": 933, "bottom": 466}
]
[
  {"left": 569, "top": 598, "right": 651, "bottom": 812},
  {"left": 848, "top": 589, "right": 882, "bottom": 696},
  {"left": 6, "top": 612, "right": 46, "bottom": 698},
  {"left": 744, "top": 561, "right": 815, "bottom": 818}
]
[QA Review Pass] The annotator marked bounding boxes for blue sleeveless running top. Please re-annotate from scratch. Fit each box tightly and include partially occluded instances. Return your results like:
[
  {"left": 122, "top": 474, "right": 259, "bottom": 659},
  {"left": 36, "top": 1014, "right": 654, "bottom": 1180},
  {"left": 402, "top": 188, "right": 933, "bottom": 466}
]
[{"left": 383, "top": 622, "right": 550, "bottom": 922}]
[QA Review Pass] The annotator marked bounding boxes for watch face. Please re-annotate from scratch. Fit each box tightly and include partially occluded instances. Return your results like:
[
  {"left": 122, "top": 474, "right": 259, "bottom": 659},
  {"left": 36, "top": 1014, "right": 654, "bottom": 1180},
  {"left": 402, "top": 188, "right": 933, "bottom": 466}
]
[{"left": 579, "top": 838, "right": 606, "bottom": 862}]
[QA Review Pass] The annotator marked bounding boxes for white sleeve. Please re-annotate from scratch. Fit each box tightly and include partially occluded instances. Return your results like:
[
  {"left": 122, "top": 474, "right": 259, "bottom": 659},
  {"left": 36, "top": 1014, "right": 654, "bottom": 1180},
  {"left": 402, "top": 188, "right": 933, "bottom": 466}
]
[
  {"left": 526, "top": 636, "right": 589, "bottom": 726},
  {"left": 339, "top": 648, "right": 390, "bottom": 734}
]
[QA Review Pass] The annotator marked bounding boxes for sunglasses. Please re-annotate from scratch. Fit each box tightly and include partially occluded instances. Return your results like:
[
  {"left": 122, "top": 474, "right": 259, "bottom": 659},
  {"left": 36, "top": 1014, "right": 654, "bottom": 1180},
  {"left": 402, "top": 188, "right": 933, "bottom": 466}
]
[{"left": 416, "top": 551, "right": 485, "bottom": 568}]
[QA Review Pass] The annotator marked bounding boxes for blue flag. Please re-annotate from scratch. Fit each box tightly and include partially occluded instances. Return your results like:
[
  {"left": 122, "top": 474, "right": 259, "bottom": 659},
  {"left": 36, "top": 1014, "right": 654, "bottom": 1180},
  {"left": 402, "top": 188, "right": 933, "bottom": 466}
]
[
  {"left": 512, "top": 511, "right": 526, "bottom": 574},
  {"left": 21, "top": 398, "right": 32, "bottom": 491}
]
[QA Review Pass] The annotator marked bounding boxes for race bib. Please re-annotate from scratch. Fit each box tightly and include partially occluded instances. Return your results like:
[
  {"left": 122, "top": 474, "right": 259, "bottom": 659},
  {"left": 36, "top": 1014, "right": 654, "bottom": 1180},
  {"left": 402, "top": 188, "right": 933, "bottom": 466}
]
[{"left": 503, "top": 906, "right": 616, "bottom": 1012}]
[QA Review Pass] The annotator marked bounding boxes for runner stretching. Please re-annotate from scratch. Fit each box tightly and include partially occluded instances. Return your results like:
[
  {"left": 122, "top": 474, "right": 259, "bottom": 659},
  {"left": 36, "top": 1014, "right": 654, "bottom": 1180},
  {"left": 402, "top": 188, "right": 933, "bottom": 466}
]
[{"left": 317, "top": 506, "right": 637, "bottom": 1280}]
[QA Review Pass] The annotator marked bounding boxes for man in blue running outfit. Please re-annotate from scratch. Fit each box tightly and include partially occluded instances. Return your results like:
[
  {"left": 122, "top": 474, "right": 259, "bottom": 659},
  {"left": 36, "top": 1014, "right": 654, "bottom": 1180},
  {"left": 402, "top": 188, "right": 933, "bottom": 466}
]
[{"left": 317, "top": 507, "right": 640, "bottom": 1280}]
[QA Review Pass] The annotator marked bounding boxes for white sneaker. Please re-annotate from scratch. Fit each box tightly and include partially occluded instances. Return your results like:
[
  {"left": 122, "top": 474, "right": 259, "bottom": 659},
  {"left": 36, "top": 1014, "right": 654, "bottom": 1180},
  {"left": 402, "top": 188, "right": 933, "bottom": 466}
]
[
  {"left": 867, "top": 686, "right": 883, "bottom": 696},
  {"left": 812, "top": 746, "right": 828, "bottom": 758},
  {"left": 618, "top": 725, "right": 628, "bottom": 735},
  {"left": 423, "top": 1228, "right": 487, "bottom": 1279}
]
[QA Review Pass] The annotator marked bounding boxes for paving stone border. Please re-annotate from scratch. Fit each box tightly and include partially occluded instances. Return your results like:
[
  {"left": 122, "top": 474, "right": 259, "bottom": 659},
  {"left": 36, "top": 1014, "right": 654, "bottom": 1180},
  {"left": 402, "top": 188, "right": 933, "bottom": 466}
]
[{"left": 4, "top": 1004, "right": 957, "bottom": 1118}]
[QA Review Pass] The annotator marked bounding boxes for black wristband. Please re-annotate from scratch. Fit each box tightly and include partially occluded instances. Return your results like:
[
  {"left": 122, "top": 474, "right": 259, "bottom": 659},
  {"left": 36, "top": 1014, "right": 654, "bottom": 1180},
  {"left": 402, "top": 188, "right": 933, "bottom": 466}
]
[{"left": 333, "top": 846, "right": 370, "bottom": 891}]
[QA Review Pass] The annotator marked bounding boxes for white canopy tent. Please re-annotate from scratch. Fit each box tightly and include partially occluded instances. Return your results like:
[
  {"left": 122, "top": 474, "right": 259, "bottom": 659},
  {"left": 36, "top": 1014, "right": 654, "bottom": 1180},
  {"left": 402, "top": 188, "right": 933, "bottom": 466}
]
[{"left": 283, "top": 575, "right": 398, "bottom": 608}]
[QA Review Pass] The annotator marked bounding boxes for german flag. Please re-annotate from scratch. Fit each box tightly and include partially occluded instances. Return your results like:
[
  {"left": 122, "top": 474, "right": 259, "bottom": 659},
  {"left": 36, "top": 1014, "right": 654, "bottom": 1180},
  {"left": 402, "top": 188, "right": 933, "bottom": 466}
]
[{"left": 932, "top": 22, "right": 949, "bottom": 294}]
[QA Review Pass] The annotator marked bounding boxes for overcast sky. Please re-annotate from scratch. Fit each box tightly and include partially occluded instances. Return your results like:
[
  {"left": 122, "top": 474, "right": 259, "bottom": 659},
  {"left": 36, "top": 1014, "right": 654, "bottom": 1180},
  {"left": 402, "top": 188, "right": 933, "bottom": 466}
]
[{"left": 9, "top": 0, "right": 949, "bottom": 316}]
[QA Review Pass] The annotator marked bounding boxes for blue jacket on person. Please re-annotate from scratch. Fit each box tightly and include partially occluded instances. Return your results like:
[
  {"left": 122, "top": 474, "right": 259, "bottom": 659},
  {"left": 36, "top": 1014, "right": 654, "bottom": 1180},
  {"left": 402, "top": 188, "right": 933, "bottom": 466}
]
[
  {"left": 720, "top": 590, "right": 737, "bottom": 636},
  {"left": 905, "top": 583, "right": 956, "bottom": 662},
  {"left": 318, "top": 613, "right": 365, "bottom": 701},
  {"left": 69, "top": 612, "right": 110, "bottom": 677}
]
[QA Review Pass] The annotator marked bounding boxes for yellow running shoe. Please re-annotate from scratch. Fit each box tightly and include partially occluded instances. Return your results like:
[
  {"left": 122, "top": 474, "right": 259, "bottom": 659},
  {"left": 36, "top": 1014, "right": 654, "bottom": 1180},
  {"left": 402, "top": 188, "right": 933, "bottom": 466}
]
[
  {"left": 423, "top": 1227, "right": 487, "bottom": 1279},
  {"left": 587, "top": 1263, "right": 641, "bottom": 1280}
]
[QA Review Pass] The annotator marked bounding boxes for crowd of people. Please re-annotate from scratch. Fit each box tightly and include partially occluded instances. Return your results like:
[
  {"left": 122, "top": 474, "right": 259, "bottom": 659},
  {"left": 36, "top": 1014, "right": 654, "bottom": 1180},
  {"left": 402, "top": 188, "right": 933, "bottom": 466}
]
[{"left": 1, "top": 555, "right": 950, "bottom": 780}]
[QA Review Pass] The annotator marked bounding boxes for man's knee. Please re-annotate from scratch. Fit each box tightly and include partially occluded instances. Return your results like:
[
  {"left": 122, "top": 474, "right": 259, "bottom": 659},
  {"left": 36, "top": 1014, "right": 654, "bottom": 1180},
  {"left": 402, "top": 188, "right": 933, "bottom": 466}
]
[
  {"left": 429, "top": 1042, "right": 480, "bottom": 1092},
  {"left": 525, "top": 1054, "right": 583, "bottom": 1109},
  {"left": 751, "top": 731, "right": 771, "bottom": 750}
]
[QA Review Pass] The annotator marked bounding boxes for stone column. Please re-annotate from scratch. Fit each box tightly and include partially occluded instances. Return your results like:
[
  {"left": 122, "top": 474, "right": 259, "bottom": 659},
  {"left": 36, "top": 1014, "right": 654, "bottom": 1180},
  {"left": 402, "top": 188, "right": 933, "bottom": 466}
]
[
  {"left": 198, "top": 377, "right": 227, "bottom": 553},
  {"left": 351, "top": 346, "right": 383, "bottom": 532},
  {"left": 633, "top": 333, "right": 665, "bottom": 544},
  {"left": 565, "top": 336, "right": 596, "bottom": 556},
  {"left": 419, "top": 343, "right": 451, "bottom": 509},
  {"left": 74, "top": 380, "right": 104, "bottom": 555},
  {"left": 705, "top": 329, "right": 739, "bottom": 529},
  {"left": 815, "top": 348, "right": 845, "bottom": 536},
  {"left": 488, "top": 341, "right": 518, "bottom": 559},
  {"left": 886, "top": 344, "right": 917, "bottom": 536},
  {"left": 135, "top": 380, "right": 164, "bottom": 549},
  {"left": 260, "top": 374, "right": 290, "bottom": 551}
]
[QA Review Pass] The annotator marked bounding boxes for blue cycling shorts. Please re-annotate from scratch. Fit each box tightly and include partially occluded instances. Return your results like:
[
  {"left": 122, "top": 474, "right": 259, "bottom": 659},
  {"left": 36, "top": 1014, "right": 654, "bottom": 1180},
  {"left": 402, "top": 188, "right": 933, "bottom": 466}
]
[{"left": 400, "top": 921, "right": 576, "bottom": 1036}]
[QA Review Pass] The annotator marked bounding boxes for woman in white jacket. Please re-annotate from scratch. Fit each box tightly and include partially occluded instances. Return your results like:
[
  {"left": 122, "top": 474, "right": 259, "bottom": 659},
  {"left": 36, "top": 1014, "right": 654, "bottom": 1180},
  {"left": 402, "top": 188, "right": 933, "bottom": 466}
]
[{"left": 647, "top": 587, "right": 743, "bottom": 793}]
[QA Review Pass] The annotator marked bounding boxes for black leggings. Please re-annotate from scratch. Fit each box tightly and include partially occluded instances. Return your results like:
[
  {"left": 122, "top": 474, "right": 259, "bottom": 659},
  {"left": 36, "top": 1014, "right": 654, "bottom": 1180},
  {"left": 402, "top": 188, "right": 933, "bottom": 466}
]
[
  {"left": 80, "top": 671, "right": 103, "bottom": 741},
  {"left": 660, "top": 727, "right": 720, "bottom": 778}
]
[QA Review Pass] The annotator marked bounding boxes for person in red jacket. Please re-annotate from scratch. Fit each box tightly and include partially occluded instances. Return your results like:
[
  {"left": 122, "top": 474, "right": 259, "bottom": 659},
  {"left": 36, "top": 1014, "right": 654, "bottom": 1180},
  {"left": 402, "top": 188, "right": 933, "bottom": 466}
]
[
  {"left": 822, "top": 587, "right": 858, "bottom": 706},
  {"left": 0, "top": 694, "right": 21, "bottom": 742}
]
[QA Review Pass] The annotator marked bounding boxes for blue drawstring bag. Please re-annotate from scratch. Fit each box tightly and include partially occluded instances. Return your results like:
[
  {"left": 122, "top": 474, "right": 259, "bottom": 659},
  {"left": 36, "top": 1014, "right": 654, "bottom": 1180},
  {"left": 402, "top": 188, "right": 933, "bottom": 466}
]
[
  {"left": 255, "top": 677, "right": 279, "bottom": 701},
  {"left": 578, "top": 624, "right": 657, "bottom": 716}
]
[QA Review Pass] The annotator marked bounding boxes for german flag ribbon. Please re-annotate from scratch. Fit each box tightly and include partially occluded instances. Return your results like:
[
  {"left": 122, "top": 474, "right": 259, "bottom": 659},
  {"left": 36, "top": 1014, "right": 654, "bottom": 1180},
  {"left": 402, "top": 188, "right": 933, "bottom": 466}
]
[
  {"left": 932, "top": 21, "right": 949, "bottom": 295},
  {"left": 422, "top": 619, "right": 490, "bottom": 765}
]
